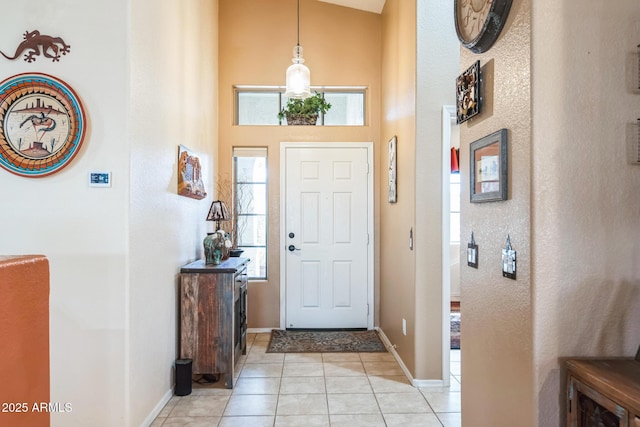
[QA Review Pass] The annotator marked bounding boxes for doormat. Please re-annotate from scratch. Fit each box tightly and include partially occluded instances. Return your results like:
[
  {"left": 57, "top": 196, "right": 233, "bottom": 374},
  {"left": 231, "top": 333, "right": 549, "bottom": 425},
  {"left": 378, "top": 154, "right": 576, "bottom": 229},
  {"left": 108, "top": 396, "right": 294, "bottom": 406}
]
[
  {"left": 451, "top": 312, "right": 460, "bottom": 350},
  {"left": 266, "top": 329, "right": 387, "bottom": 353}
]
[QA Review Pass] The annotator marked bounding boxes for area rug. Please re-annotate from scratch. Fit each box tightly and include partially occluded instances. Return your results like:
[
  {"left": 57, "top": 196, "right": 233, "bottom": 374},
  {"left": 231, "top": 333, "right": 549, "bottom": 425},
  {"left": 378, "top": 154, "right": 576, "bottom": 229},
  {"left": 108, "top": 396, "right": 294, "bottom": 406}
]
[
  {"left": 266, "top": 329, "right": 387, "bottom": 353},
  {"left": 451, "top": 312, "right": 460, "bottom": 350}
]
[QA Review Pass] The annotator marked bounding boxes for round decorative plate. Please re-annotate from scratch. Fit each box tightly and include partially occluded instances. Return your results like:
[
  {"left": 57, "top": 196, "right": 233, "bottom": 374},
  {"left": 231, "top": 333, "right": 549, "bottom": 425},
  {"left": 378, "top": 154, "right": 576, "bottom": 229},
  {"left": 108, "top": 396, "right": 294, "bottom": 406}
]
[{"left": 0, "top": 73, "right": 86, "bottom": 177}]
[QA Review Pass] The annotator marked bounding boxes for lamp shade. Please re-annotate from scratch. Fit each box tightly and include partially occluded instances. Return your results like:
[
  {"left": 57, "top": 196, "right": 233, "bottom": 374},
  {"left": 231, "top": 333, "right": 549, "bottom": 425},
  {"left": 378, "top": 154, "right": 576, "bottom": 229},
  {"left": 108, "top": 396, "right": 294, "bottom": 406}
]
[
  {"left": 206, "top": 200, "right": 230, "bottom": 222},
  {"left": 285, "top": 46, "right": 311, "bottom": 99}
]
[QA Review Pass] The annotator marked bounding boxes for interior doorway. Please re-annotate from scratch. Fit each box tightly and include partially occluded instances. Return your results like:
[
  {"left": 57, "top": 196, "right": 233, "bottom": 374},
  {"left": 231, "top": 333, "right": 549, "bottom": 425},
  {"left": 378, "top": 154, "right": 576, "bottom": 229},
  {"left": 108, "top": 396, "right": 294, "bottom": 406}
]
[{"left": 442, "top": 105, "right": 461, "bottom": 387}]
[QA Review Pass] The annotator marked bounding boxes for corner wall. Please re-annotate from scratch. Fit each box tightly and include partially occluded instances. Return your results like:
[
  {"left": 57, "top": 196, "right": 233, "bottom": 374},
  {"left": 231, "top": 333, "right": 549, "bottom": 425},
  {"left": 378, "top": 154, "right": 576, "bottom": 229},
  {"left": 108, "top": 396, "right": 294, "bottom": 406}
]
[{"left": 532, "top": 0, "right": 640, "bottom": 424}]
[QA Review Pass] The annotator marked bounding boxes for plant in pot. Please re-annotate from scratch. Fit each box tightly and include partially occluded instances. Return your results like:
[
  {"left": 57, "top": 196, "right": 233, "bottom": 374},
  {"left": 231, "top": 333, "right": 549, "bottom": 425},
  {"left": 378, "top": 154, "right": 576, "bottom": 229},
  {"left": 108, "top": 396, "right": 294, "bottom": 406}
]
[
  {"left": 277, "top": 92, "right": 332, "bottom": 125},
  {"left": 216, "top": 175, "right": 249, "bottom": 257}
]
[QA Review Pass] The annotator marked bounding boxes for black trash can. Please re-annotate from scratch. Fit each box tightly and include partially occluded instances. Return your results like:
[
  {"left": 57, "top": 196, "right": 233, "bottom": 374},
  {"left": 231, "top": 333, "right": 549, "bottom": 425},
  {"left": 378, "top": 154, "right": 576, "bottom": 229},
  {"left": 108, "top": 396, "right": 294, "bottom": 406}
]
[{"left": 175, "top": 359, "right": 192, "bottom": 396}]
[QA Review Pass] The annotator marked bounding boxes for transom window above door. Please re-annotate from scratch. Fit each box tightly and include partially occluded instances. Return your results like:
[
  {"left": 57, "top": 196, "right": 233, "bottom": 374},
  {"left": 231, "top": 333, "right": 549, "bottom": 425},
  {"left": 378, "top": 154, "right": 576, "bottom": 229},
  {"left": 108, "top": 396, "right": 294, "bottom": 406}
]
[{"left": 235, "top": 86, "right": 366, "bottom": 126}]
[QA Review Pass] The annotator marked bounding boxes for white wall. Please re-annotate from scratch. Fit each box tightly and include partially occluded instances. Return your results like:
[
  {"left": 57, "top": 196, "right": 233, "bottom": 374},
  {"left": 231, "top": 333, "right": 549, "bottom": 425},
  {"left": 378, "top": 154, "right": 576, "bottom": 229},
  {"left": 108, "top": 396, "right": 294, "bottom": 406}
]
[
  {"left": 532, "top": 1, "right": 640, "bottom": 424},
  {"left": 0, "top": 1, "right": 218, "bottom": 425},
  {"left": 0, "top": 1, "right": 129, "bottom": 425}
]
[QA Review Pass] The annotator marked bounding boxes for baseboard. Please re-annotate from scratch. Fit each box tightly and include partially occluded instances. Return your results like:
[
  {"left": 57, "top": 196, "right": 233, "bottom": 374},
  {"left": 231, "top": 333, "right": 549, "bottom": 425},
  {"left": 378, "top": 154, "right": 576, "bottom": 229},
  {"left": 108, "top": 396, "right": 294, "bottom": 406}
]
[
  {"left": 247, "top": 328, "right": 275, "bottom": 334},
  {"left": 374, "top": 327, "right": 415, "bottom": 385},
  {"left": 375, "top": 327, "right": 446, "bottom": 389},
  {"left": 141, "top": 388, "right": 172, "bottom": 427}
]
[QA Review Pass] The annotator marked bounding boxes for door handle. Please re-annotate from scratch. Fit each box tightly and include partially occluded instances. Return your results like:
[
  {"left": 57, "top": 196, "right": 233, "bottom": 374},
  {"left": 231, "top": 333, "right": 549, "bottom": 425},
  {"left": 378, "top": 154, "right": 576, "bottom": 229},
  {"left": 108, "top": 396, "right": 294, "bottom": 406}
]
[{"left": 288, "top": 245, "right": 301, "bottom": 252}]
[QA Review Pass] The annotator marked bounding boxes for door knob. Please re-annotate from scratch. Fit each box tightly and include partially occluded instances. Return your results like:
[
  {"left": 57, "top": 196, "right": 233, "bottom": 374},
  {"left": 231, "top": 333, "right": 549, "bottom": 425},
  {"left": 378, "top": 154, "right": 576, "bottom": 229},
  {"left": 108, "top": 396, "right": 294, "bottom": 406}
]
[{"left": 288, "top": 245, "right": 301, "bottom": 252}]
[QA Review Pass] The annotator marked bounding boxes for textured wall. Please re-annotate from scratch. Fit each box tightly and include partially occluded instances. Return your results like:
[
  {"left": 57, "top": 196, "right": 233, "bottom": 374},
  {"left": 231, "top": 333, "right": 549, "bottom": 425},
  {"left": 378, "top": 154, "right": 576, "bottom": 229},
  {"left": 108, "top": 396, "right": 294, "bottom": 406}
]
[
  {"left": 532, "top": 1, "right": 640, "bottom": 424},
  {"left": 459, "top": 0, "right": 535, "bottom": 424}
]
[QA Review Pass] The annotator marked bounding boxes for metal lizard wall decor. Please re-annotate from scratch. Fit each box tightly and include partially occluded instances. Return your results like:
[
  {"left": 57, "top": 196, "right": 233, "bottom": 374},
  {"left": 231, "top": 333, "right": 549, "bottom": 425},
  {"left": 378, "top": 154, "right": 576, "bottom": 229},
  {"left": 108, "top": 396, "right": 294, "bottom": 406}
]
[{"left": 1, "top": 30, "right": 70, "bottom": 63}]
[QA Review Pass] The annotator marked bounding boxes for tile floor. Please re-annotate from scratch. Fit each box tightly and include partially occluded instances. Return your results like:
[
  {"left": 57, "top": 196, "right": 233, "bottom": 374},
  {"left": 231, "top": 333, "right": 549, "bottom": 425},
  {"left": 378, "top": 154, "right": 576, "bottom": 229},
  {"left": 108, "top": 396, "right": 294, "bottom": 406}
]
[{"left": 151, "top": 332, "right": 462, "bottom": 427}]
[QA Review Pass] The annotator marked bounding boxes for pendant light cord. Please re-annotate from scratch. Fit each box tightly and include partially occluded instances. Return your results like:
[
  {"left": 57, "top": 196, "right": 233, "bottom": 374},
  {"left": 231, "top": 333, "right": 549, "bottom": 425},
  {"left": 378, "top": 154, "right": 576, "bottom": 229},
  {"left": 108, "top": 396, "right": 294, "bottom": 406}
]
[{"left": 297, "top": 0, "right": 301, "bottom": 47}]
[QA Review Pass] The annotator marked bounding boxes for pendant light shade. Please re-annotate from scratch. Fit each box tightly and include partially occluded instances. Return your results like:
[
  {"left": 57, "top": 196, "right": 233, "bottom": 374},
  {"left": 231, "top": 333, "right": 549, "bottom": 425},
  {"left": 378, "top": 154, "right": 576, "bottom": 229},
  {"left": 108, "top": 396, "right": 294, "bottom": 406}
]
[{"left": 285, "top": 0, "right": 311, "bottom": 99}]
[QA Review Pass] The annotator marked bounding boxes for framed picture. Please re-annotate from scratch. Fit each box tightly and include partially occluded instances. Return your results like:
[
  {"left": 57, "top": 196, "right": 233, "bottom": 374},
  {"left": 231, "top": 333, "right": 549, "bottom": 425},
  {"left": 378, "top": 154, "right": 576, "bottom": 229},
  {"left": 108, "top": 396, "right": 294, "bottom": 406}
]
[
  {"left": 470, "top": 129, "right": 508, "bottom": 203},
  {"left": 0, "top": 73, "right": 86, "bottom": 177},
  {"left": 456, "top": 60, "right": 480, "bottom": 124},
  {"left": 388, "top": 135, "right": 397, "bottom": 203},
  {"left": 178, "top": 145, "right": 207, "bottom": 200}
]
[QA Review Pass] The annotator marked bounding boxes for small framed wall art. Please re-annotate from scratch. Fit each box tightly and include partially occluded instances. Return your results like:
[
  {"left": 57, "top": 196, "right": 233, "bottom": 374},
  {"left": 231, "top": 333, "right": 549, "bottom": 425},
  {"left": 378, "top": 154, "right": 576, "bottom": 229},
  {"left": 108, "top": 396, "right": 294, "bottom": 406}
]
[
  {"left": 470, "top": 128, "right": 508, "bottom": 203},
  {"left": 0, "top": 73, "right": 86, "bottom": 177},
  {"left": 178, "top": 145, "right": 207, "bottom": 200},
  {"left": 388, "top": 135, "right": 397, "bottom": 203},
  {"left": 456, "top": 60, "right": 480, "bottom": 124}
]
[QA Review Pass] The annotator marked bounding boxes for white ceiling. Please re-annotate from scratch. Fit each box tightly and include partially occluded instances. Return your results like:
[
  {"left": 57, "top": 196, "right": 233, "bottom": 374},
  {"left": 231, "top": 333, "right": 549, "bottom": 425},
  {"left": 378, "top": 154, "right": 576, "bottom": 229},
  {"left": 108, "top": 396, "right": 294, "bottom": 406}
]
[{"left": 317, "top": 0, "right": 386, "bottom": 14}]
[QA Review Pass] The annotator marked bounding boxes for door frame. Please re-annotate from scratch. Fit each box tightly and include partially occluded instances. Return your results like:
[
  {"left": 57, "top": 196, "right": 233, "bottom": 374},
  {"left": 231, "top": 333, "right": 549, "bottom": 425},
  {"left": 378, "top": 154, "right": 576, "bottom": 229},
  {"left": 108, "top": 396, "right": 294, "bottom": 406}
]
[
  {"left": 441, "top": 105, "right": 456, "bottom": 386},
  {"left": 279, "top": 142, "right": 375, "bottom": 330}
]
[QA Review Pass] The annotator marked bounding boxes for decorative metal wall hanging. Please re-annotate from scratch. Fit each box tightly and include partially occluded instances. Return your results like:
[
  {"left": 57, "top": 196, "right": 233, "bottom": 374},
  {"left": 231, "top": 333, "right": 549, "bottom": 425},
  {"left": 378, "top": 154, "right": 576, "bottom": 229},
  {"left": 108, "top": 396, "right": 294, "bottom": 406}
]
[
  {"left": 456, "top": 61, "right": 480, "bottom": 124},
  {"left": 502, "top": 235, "right": 516, "bottom": 280},
  {"left": 0, "top": 30, "right": 70, "bottom": 63},
  {"left": 388, "top": 135, "right": 397, "bottom": 203},
  {"left": 467, "top": 232, "right": 478, "bottom": 268},
  {"left": 0, "top": 73, "right": 86, "bottom": 178}
]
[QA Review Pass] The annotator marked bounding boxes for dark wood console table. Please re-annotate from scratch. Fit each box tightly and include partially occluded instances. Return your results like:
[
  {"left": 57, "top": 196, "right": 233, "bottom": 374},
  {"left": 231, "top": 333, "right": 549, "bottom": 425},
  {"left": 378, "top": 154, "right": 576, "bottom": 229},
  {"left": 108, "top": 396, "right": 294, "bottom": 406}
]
[
  {"left": 180, "top": 257, "right": 249, "bottom": 388},
  {"left": 566, "top": 358, "right": 640, "bottom": 426}
]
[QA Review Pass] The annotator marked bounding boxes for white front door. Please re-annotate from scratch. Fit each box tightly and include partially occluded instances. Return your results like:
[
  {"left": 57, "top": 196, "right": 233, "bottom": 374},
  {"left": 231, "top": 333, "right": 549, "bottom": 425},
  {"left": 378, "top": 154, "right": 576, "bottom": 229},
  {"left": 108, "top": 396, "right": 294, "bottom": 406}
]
[{"left": 282, "top": 144, "right": 372, "bottom": 329}]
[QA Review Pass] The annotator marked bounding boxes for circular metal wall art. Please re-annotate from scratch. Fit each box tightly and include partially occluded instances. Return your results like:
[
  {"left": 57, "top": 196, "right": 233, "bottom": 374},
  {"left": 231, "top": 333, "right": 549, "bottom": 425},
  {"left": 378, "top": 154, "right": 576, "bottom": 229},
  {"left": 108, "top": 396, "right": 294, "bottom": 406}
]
[{"left": 0, "top": 73, "right": 86, "bottom": 177}]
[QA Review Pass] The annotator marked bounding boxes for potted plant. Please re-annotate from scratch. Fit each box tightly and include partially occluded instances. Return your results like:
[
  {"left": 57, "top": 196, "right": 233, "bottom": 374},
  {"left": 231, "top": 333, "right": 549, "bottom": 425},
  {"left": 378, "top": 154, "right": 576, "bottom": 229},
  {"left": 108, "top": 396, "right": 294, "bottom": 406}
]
[{"left": 278, "top": 92, "right": 332, "bottom": 125}]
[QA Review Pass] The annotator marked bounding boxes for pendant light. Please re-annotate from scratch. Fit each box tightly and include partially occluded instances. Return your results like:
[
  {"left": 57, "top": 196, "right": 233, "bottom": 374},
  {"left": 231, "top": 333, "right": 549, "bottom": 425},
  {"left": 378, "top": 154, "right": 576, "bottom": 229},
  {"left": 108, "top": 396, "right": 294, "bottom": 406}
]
[{"left": 285, "top": 0, "right": 311, "bottom": 99}]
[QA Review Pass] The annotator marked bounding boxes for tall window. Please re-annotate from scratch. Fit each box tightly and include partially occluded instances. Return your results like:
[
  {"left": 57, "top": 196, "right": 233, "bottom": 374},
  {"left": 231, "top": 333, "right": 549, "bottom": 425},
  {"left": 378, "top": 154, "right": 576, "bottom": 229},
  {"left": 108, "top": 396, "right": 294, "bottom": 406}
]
[
  {"left": 450, "top": 173, "right": 461, "bottom": 243},
  {"left": 235, "top": 86, "right": 366, "bottom": 126},
  {"left": 234, "top": 147, "right": 268, "bottom": 279}
]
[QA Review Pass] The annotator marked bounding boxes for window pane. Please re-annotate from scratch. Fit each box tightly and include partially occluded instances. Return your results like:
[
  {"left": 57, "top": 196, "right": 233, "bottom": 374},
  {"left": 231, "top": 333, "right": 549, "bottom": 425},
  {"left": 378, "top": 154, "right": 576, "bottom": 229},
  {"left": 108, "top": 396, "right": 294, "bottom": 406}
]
[
  {"left": 323, "top": 92, "right": 365, "bottom": 126},
  {"left": 450, "top": 181, "right": 461, "bottom": 212},
  {"left": 235, "top": 88, "right": 365, "bottom": 126},
  {"left": 240, "top": 246, "right": 267, "bottom": 279},
  {"left": 237, "top": 215, "right": 267, "bottom": 246},
  {"left": 238, "top": 183, "right": 266, "bottom": 215},
  {"left": 237, "top": 92, "right": 280, "bottom": 125},
  {"left": 450, "top": 212, "right": 461, "bottom": 243},
  {"left": 236, "top": 156, "right": 267, "bottom": 182}
]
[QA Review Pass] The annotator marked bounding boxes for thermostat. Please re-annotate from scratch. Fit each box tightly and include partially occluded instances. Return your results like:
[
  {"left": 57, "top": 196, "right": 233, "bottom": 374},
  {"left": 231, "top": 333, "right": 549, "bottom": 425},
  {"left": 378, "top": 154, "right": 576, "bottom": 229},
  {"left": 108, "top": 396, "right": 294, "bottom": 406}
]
[{"left": 89, "top": 171, "right": 112, "bottom": 187}]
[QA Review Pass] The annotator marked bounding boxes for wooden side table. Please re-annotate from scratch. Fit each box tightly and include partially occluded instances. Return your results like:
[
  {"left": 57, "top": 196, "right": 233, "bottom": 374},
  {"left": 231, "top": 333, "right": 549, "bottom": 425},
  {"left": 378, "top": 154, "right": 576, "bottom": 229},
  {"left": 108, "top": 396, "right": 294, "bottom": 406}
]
[
  {"left": 180, "top": 257, "right": 249, "bottom": 388},
  {"left": 566, "top": 358, "right": 640, "bottom": 426}
]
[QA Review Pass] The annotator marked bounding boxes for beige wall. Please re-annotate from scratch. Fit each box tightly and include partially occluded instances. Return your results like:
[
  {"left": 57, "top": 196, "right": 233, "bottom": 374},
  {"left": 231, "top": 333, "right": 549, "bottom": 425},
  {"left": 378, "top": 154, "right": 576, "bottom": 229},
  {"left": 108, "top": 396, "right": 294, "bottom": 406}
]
[
  {"left": 218, "top": 0, "right": 382, "bottom": 329},
  {"left": 532, "top": 0, "right": 640, "bottom": 424},
  {"left": 130, "top": 0, "right": 219, "bottom": 425},
  {"left": 379, "top": 0, "right": 417, "bottom": 373},
  {"left": 459, "top": 0, "right": 535, "bottom": 424}
]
